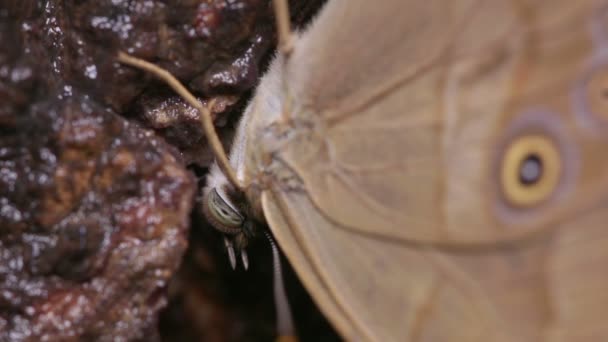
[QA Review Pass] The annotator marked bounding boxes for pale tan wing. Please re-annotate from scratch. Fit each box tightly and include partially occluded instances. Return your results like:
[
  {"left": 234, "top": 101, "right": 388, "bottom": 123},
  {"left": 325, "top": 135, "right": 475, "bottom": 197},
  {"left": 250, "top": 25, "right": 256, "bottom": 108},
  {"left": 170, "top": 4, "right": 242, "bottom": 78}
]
[
  {"left": 545, "top": 204, "right": 608, "bottom": 341},
  {"left": 288, "top": 0, "right": 480, "bottom": 115},
  {"left": 261, "top": 190, "right": 358, "bottom": 341},
  {"left": 263, "top": 186, "right": 510, "bottom": 342},
  {"left": 263, "top": 182, "right": 608, "bottom": 341},
  {"left": 280, "top": 0, "right": 608, "bottom": 244}
]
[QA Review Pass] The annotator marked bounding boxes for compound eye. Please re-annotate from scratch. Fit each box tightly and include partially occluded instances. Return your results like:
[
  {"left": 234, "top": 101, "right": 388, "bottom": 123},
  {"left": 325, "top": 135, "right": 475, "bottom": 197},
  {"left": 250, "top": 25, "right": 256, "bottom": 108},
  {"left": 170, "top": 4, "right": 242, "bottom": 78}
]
[
  {"left": 500, "top": 135, "right": 561, "bottom": 207},
  {"left": 204, "top": 188, "right": 244, "bottom": 233}
]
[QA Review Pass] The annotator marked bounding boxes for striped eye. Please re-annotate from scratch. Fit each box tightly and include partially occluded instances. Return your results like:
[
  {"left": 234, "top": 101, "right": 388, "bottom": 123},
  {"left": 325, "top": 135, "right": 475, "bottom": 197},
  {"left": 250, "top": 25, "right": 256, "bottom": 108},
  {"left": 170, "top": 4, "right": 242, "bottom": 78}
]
[
  {"left": 203, "top": 188, "right": 244, "bottom": 233},
  {"left": 500, "top": 135, "right": 561, "bottom": 207}
]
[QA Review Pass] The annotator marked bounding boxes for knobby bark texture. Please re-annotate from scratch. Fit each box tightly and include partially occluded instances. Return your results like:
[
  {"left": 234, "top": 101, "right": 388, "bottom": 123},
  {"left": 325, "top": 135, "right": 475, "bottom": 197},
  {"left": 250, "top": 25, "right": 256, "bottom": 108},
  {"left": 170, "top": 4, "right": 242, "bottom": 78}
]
[{"left": 0, "top": 0, "right": 336, "bottom": 341}]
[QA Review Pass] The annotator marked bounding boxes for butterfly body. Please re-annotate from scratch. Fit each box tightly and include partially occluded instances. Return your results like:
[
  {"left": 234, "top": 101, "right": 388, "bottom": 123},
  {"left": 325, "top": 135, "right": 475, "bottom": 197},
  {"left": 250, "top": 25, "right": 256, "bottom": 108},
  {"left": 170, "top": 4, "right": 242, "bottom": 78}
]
[{"left": 204, "top": 0, "right": 608, "bottom": 340}]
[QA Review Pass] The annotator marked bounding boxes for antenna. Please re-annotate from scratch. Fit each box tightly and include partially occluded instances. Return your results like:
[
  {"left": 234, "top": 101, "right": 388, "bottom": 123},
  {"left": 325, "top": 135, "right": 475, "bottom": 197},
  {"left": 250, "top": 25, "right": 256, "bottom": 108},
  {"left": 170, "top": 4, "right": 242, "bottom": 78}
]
[
  {"left": 116, "top": 52, "right": 243, "bottom": 192},
  {"left": 273, "top": 0, "right": 294, "bottom": 56},
  {"left": 272, "top": 0, "right": 295, "bottom": 125}
]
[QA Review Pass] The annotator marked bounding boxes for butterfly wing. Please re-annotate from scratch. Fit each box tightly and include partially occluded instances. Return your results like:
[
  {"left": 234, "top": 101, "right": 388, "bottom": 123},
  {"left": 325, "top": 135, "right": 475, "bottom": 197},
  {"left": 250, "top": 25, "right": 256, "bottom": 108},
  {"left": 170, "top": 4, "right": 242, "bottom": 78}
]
[
  {"left": 261, "top": 190, "right": 359, "bottom": 340},
  {"left": 258, "top": 0, "right": 608, "bottom": 340},
  {"left": 263, "top": 184, "right": 608, "bottom": 341},
  {"left": 279, "top": 0, "right": 608, "bottom": 244},
  {"left": 262, "top": 188, "right": 510, "bottom": 342}
]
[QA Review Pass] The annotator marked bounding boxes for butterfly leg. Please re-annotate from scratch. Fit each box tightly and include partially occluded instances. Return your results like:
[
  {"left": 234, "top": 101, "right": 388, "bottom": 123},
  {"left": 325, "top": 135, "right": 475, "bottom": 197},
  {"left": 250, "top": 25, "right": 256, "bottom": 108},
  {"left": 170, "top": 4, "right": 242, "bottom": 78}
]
[
  {"left": 224, "top": 237, "right": 237, "bottom": 270},
  {"left": 241, "top": 249, "right": 250, "bottom": 270}
]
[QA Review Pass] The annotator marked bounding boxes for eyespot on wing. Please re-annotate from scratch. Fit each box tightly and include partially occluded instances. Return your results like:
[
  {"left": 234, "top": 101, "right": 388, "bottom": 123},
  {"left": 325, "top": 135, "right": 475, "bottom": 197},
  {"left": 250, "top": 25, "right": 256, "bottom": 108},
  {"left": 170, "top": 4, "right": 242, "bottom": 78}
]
[{"left": 276, "top": 0, "right": 606, "bottom": 246}]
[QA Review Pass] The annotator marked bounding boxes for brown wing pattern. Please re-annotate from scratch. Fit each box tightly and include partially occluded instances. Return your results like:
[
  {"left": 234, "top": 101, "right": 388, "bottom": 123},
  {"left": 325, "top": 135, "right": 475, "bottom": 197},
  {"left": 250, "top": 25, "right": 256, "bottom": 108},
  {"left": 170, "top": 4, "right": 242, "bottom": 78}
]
[
  {"left": 260, "top": 0, "right": 608, "bottom": 340},
  {"left": 263, "top": 188, "right": 508, "bottom": 341},
  {"left": 264, "top": 172, "right": 608, "bottom": 341},
  {"left": 279, "top": 0, "right": 608, "bottom": 244}
]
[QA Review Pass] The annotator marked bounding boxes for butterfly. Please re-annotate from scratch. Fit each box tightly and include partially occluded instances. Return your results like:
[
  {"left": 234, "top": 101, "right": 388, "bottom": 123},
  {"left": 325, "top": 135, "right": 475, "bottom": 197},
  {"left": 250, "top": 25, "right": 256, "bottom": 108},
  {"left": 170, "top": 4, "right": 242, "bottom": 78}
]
[{"left": 121, "top": 0, "right": 608, "bottom": 340}]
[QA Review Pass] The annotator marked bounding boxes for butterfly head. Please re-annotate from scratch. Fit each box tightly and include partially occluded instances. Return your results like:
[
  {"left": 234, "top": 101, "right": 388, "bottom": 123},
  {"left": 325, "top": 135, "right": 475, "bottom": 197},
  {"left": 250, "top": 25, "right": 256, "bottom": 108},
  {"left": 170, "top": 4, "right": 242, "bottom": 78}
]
[{"left": 202, "top": 165, "right": 259, "bottom": 270}]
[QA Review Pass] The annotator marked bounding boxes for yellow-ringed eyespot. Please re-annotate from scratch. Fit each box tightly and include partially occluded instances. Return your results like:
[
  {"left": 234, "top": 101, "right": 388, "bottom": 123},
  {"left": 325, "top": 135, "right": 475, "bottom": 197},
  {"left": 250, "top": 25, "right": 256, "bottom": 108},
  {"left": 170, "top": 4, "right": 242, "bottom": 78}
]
[{"left": 500, "top": 135, "right": 561, "bottom": 207}]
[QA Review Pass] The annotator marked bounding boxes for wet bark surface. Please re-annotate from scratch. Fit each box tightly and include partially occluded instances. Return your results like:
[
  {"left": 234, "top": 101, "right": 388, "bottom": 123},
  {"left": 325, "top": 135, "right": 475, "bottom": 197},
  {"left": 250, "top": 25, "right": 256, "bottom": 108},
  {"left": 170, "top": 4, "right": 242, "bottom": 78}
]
[{"left": 1, "top": 0, "right": 338, "bottom": 341}]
